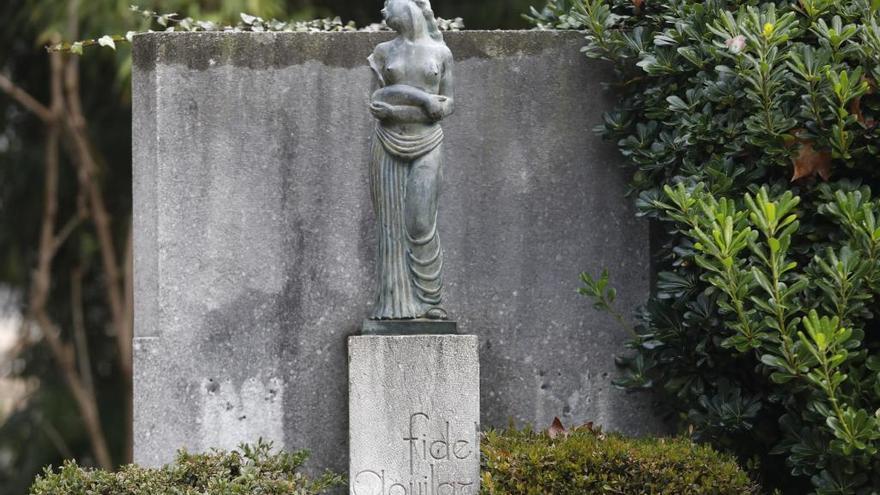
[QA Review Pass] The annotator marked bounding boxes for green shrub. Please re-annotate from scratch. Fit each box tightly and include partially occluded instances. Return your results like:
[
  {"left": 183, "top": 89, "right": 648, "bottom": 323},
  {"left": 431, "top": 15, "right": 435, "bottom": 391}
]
[
  {"left": 635, "top": 182, "right": 880, "bottom": 492},
  {"left": 30, "top": 432, "right": 754, "bottom": 495},
  {"left": 480, "top": 425, "right": 759, "bottom": 494},
  {"left": 28, "top": 440, "right": 344, "bottom": 495},
  {"left": 527, "top": 0, "right": 880, "bottom": 492}
]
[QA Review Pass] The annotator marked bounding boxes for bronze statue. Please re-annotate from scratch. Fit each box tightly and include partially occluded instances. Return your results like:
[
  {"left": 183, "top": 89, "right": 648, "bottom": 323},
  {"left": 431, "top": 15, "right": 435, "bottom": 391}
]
[{"left": 368, "top": 0, "right": 454, "bottom": 321}]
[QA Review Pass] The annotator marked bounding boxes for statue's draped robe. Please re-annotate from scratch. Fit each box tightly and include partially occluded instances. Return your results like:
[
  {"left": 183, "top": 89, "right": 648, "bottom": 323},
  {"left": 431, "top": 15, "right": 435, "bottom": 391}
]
[{"left": 370, "top": 123, "right": 444, "bottom": 319}]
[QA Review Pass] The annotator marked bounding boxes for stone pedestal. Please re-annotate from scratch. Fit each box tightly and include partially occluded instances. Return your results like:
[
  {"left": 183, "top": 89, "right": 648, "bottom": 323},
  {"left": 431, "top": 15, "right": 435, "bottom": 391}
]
[{"left": 349, "top": 334, "right": 480, "bottom": 495}]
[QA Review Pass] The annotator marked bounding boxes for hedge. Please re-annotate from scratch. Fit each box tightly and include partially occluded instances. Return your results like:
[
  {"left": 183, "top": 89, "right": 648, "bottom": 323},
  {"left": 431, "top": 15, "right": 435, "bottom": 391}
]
[
  {"left": 28, "top": 441, "right": 344, "bottom": 495},
  {"left": 30, "top": 428, "right": 757, "bottom": 494},
  {"left": 480, "top": 425, "right": 759, "bottom": 495}
]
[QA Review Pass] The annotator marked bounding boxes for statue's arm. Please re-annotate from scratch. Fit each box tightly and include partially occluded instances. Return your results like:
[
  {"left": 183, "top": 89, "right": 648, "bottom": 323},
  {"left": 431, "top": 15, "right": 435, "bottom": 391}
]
[
  {"left": 437, "top": 53, "right": 455, "bottom": 119},
  {"left": 370, "top": 102, "right": 434, "bottom": 124},
  {"left": 389, "top": 105, "right": 434, "bottom": 123},
  {"left": 372, "top": 84, "right": 435, "bottom": 108},
  {"left": 368, "top": 47, "right": 386, "bottom": 88},
  {"left": 371, "top": 85, "right": 445, "bottom": 123},
  {"left": 372, "top": 80, "right": 452, "bottom": 122}
]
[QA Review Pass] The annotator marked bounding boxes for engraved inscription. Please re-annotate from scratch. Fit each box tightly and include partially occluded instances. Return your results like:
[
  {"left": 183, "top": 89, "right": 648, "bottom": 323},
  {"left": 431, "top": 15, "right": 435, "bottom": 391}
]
[{"left": 352, "top": 412, "right": 479, "bottom": 495}]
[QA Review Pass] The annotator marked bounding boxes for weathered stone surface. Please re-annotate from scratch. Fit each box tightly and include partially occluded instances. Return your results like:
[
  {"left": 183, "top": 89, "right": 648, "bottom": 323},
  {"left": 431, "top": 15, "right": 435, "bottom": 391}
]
[
  {"left": 133, "top": 31, "right": 662, "bottom": 474},
  {"left": 349, "top": 335, "right": 480, "bottom": 495}
]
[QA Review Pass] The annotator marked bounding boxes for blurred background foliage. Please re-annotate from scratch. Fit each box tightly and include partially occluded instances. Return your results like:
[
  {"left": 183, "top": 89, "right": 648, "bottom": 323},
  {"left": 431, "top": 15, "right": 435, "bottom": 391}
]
[{"left": 0, "top": 1, "right": 536, "bottom": 493}]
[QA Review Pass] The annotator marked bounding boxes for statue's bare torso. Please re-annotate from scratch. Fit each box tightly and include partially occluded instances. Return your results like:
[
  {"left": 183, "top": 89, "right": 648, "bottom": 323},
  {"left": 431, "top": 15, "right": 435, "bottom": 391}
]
[{"left": 369, "top": 39, "right": 454, "bottom": 134}]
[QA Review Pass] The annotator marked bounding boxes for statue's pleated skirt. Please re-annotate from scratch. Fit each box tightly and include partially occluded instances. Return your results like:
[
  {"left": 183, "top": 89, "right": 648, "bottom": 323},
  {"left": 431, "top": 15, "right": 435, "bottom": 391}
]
[{"left": 369, "top": 125, "right": 444, "bottom": 319}]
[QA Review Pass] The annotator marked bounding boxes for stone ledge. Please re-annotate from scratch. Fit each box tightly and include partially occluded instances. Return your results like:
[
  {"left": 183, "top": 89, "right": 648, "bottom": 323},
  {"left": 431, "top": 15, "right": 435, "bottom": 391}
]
[{"left": 132, "top": 30, "right": 588, "bottom": 71}]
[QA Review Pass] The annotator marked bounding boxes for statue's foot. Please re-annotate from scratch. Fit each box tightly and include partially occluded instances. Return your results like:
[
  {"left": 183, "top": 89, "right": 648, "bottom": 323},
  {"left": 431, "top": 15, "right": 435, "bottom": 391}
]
[{"left": 424, "top": 307, "right": 448, "bottom": 320}]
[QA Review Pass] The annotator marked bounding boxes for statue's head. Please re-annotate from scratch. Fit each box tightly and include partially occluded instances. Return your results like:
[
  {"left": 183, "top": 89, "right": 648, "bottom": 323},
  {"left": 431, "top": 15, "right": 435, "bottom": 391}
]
[{"left": 381, "top": 0, "right": 443, "bottom": 42}]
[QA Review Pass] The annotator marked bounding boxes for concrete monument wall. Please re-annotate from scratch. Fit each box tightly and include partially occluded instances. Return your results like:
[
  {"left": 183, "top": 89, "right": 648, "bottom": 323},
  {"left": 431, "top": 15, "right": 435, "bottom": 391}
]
[{"left": 132, "top": 30, "right": 661, "bottom": 473}]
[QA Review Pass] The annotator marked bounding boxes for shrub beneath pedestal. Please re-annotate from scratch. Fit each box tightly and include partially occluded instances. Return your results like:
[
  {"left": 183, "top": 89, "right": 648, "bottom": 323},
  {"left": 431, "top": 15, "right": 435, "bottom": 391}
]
[
  {"left": 480, "top": 427, "right": 759, "bottom": 495},
  {"left": 30, "top": 430, "right": 755, "bottom": 494},
  {"left": 28, "top": 441, "right": 344, "bottom": 495}
]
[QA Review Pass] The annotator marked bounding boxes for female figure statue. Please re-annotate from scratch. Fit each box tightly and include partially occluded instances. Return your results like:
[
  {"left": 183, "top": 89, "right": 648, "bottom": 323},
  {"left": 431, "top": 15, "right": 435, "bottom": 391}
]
[{"left": 368, "top": 0, "right": 454, "bottom": 320}]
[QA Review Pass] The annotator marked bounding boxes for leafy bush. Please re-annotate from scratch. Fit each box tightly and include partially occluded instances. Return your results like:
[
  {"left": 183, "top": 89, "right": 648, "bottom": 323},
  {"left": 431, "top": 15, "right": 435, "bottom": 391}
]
[
  {"left": 30, "top": 431, "right": 756, "bottom": 495},
  {"left": 527, "top": 0, "right": 879, "bottom": 187},
  {"left": 28, "top": 441, "right": 344, "bottom": 495},
  {"left": 642, "top": 183, "right": 880, "bottom": 491},
  {"left": 526, "top": 0, "right": 880, "bottom": 493},
  {"left": 481, "top": 423, "right": 759, "bottom": 494}
]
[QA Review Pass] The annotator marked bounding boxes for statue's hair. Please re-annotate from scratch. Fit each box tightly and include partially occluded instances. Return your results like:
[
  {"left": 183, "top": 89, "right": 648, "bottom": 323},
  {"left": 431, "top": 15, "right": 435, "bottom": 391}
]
[{"left": 411, "top": 0, "right": 443, "bottom": 42}]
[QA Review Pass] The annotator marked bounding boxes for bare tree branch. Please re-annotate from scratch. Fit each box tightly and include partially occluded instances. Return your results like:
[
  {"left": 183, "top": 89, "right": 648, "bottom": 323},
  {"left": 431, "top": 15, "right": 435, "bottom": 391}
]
[
  {"left": 71, "top": 266, "right": 96, "bottom": 399},
  {"left": 51, "top": 215, "right": 83, "bottom": 255},
  {"left": 63, "top": 51, "right": 131, "bottom": 379},
  {"left": 0, "top": 73, "right": 53, "bottom": 123},
  {"left": 27, "top": 39, "right": 114, "bottom": 471},
  {"left": 36, "top": 415, "right": 75, "bottom": 460},
  {"left": 62, "top": 0, "right": 134, "bottom": 462},
  {"left": 3, "top": 13, "right": 126, "bottom": 470},
  {"left": 33, "top": 315, "right": 113, "bottom": 469},
  {"left": 12, "top": 3, "right": 134, "bottom": 468}
]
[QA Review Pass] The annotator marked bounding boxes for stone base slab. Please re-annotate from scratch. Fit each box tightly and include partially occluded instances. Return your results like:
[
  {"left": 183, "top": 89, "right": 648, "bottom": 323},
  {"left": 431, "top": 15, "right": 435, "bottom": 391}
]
[{"left": 349, "top": 335, "right": 480, "bottom": 495}]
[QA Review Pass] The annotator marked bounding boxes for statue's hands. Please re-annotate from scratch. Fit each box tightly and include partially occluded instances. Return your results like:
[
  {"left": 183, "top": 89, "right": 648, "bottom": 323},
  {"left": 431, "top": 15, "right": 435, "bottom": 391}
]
[
  {"left": 424, "top": 95, "right": 449, "bottom": 121},
  {"left": 370, "top": 95, "right": 449, "bottom": 124},
  {"left": 370, "top": 101, "right": 394, "bottom": 121}
]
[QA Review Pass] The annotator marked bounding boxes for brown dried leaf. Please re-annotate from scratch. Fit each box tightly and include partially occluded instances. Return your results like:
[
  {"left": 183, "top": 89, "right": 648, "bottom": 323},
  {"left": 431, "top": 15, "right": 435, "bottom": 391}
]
[
  {"left": 573, "top": 421, "right": 597, "bottom": 433},
  {"left": 850, "top": 95, "right": 865, "bottom": 125},
  {"left": 632, "top": 0, "right": 645, "bottom": 10},
  {"left": 548, "top": 417, "right": 567, "bottom": 439},
  {"left": 783, "top": 129, "right": 804, "bottom": 149},
  {"left": 851, "top": 76, "right": 877, "bottom": 127},
  {"left": 572, "top": 421, "right": 606, "bottom": 439},
  {"left": 791, "top": 140, "right": 832, "bottom": 182}
]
